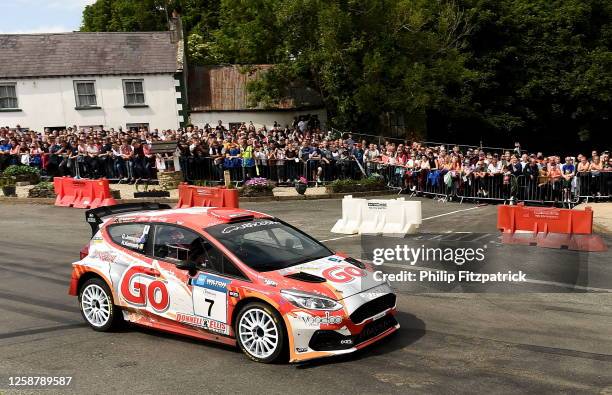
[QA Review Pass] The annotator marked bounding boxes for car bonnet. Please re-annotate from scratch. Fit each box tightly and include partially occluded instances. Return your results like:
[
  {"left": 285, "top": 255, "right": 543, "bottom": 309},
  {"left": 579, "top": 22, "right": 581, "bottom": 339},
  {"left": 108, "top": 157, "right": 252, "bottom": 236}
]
[{"left": 275, "top": 255, "right": 383, "bottom": 300}]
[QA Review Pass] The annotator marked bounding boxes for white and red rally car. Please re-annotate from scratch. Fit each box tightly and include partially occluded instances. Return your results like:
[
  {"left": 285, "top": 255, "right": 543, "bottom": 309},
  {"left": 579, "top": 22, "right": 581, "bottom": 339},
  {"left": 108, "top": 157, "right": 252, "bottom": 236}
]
[{"left": 69, "top": 203, "right": 398, "bottom": 363}]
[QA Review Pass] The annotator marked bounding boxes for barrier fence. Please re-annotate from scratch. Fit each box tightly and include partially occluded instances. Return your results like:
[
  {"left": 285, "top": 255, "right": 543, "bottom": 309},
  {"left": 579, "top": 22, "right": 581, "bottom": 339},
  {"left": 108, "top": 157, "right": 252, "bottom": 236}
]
[
  {"left": 180, "top": 158, "right": 611, "bottom": 205},
  {"left": 13, "top": 152, "right": 612, "bottom": 204},
  {"left": 181, "top": 157, "right": 365, "bottom": 186}
]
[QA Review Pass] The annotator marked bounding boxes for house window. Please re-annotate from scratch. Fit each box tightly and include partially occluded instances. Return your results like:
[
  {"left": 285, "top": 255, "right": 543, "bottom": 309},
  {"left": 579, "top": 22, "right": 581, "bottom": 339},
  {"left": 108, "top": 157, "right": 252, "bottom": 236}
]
[
  {"left": 73, "top": 80, "right": 97, "bottom": 108},
  {"left": 123, "top": 79, "right": 145, "bottom": 106},
  {"left": 0, "top": 83, "right": 18, "bottom": 109},
  {"left": 126, "top": 123, "right": 149, "bottom": 131}
]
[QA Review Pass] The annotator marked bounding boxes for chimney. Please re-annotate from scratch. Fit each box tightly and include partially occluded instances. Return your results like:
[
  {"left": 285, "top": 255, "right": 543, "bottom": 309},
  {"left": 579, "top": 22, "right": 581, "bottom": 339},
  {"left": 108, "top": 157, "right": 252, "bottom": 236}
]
[{"left": 168, "top": 10, "right": 183, "bottom": 43}]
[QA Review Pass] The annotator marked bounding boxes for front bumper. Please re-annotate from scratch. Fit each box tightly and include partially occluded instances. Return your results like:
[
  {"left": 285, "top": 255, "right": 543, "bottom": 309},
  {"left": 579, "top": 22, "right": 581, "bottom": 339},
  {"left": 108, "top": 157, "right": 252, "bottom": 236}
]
[
  {"left": 286, "top": 291, "right": 399, "bottom": 363},
  {"left": 308, "top": 313, "right": 399, "bottom": 351}
]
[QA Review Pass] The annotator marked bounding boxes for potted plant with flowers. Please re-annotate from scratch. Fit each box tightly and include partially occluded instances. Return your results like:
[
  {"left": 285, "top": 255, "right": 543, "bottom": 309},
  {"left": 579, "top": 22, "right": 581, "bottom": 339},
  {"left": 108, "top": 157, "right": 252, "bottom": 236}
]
[
  {"left": 241, "top": 177, "right": 274, "bottom": 197},
  {"left": 295, "top": 176, "right": 308, "bottom": 195}
]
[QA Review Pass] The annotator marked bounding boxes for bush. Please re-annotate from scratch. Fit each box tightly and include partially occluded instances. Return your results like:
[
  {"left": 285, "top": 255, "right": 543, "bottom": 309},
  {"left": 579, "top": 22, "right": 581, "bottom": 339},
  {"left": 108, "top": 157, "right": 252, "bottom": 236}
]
[
  {"left": 325, "top": 177, "right": 386, "bottom": 193},
  {"left": 0, "top": 176, "right": 16, "bottom": 187},
  {"left": 2, "top": 165, "right": 40, "bottom": 183},
  {"left": 28, "top": 182, "right": 57, "bottom": 198},
  {"left": 35, "top": 181, "right": 54, "bottom": 190}
]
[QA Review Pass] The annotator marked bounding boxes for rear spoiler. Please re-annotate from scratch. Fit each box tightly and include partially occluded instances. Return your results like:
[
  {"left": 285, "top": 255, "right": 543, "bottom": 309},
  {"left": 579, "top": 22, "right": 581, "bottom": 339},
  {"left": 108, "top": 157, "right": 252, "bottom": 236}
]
[{"left": 85, "top": 203, "right": 172, "bottom": 237}]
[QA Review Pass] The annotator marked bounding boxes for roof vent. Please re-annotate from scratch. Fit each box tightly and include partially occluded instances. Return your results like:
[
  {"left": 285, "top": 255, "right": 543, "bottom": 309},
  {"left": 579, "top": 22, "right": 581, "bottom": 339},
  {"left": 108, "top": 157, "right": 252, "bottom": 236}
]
[{"left": 209, "top": 208, "right": 254, "bottom": 223}]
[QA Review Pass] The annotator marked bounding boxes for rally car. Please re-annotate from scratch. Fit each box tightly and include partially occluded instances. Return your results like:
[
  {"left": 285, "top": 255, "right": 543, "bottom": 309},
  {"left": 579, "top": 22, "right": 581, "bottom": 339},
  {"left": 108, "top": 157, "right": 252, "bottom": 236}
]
[{"left": 69, "top": 203, "right": 399, "bottom": 363}]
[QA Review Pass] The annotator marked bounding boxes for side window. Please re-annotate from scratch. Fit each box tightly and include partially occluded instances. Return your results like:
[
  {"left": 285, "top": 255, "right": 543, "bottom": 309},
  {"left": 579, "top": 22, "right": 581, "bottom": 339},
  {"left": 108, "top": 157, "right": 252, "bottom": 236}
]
[
  {"left": 222, "top": 258, "right": 244, "bottom": 279},
  {"left": 150, "top": 225, "right": 247, "bottom": 279},
  {"left": 199, "top": 239, "right": 246, "bottom": 279},
  {"left": 153, "top": 225, "right": 200, "bottom": 262},
  {"left": 108, "top": 223, "right": 150, "bottom": 254}
]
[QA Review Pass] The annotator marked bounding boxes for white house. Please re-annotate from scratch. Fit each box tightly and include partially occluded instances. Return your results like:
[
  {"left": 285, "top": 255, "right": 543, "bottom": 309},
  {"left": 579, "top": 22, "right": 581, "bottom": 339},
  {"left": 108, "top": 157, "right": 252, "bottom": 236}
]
[{"left": 0, "top": 27, "right": 186, "bottom": 132}]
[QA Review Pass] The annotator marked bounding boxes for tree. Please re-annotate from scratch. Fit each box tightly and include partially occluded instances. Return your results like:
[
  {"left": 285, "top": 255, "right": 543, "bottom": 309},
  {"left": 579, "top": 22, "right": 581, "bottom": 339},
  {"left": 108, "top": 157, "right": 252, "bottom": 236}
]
[
  {"left": 446, "top": 0, "right": 612, "bottom": 151},
  {"left": 81, "top": 0, "right": 168, "bottom": 32},
  {"left": 246, "top": 0, "right": 473, "bottom": 135}
]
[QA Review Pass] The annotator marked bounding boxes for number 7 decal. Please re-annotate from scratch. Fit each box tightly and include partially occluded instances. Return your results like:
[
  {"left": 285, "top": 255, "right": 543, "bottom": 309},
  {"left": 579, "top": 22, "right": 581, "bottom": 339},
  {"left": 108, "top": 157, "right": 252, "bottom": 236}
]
[{"left": 204, "top": 298, "right": 215, "bottom": 317}]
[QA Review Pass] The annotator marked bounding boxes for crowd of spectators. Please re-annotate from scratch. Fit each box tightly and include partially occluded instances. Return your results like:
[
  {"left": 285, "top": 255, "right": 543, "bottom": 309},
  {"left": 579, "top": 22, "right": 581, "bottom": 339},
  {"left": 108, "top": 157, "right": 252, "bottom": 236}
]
[
  {"left": 367, "top": 142, "right": 611, "bottom": 202},
  {"left": 0, "top": 119, "right": 609, "bottom": 201}
]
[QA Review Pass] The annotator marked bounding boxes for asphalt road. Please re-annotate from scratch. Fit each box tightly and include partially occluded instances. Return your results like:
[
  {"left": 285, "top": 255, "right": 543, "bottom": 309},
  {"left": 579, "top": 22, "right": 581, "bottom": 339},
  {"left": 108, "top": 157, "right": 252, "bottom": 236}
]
[{"left": 0, "top": 198, "right": 611, "bottom": 394}]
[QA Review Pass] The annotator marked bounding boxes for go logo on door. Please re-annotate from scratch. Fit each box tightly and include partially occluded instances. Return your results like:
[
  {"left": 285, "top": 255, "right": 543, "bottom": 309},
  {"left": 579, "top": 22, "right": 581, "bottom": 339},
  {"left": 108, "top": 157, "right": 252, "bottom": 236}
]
[
  {"left": 322, "top": 265, "right": 366, "bottom": 283},
  {"left": 120, "top": 266, "right": 169, "bottom": 312}
]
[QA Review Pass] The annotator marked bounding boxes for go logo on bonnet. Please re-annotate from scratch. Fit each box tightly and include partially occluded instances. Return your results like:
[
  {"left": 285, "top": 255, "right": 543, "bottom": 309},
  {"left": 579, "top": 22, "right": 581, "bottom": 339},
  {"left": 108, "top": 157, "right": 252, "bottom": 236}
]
[
  {"left": 120, "top": 266, "right": 170, "bottom": 312},
  {"left": 321, "top": 265, "right": 366, "bottom": 283}
]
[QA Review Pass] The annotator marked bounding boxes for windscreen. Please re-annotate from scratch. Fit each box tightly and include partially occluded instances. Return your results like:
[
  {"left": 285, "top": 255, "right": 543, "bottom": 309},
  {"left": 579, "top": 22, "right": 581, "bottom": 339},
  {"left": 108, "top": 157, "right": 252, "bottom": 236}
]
[{"left": 205, "top": 219, "right": 332, "bottom": 272}]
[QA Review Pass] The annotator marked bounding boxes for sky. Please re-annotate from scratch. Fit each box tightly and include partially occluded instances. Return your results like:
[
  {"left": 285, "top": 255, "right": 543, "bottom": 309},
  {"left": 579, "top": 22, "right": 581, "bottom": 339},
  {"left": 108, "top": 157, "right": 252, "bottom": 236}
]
[{"left": 0, "top": 0, "right": 96, "bottom": 34}]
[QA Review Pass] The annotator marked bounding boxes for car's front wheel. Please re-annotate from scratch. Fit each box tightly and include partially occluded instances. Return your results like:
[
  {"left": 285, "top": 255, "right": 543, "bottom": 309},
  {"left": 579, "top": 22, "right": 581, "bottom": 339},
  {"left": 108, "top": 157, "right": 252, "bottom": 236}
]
[
  {"left": 78, "top": 278, "right": 122, "bottom": 331},
  {"left": 236, "top": 302, "right": 286, "bottom": 363}
]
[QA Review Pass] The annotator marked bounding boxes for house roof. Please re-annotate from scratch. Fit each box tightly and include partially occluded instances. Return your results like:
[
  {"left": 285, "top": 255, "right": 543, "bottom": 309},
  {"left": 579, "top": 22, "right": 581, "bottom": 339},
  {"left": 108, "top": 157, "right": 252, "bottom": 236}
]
[
  {"left": 189, "top": 65, "right": 325, "bottom": 112},
  {"left": 0, "top": 32, "right": 181, "bottom": 79}
]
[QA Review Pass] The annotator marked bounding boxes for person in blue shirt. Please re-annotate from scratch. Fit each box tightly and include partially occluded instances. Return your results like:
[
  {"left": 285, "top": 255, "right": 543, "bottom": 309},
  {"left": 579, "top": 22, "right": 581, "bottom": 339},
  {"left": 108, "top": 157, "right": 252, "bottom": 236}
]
[
  {"left": 561, "top": 157, "right": 575, "bottom": 177},
  {"left": 0, "top": 138, "right": 12, "bottom": 171},
  {"left": 299, "top": 141, "right": 312, "bottom": 161},
  {"left": 561, "top": 157, "right": 576, "bottom": 202}
]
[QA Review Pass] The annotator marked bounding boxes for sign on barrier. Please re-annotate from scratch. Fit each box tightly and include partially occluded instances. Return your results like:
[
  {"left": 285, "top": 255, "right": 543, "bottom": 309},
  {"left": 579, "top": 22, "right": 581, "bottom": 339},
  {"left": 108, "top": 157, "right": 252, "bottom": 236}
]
[{"left": 331, "top": 196, "right": 421, "bottom": 236}]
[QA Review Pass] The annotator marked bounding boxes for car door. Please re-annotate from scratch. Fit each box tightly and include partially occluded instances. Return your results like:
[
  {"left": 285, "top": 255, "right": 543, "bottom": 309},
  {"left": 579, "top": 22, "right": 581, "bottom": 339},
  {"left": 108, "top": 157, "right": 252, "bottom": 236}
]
[
  {"left": 147, "top": 224, "right": 204, "bottom": 320},
  {"left": 188, "top": 238, "right": 249, "bottom": 337},
  {"left": 106, "top": 222, "right": 173, "bottom": 315}
]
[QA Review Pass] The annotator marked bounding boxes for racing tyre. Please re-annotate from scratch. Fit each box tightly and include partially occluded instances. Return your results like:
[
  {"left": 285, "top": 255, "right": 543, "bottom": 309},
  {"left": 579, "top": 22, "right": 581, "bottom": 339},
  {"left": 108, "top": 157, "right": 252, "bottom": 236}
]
[
  {"left": 78, "top": 278, "right": 122, "bottom": 332},
  {"left": 236, "top": 302, "right": 286, "bottom": 363}
]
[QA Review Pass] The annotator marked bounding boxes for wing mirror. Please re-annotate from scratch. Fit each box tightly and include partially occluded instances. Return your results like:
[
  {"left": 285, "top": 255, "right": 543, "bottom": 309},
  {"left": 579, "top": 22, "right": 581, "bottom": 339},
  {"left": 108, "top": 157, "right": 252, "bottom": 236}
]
[{"left": 176, "top": 260, "right": 197, "bottom": 275}]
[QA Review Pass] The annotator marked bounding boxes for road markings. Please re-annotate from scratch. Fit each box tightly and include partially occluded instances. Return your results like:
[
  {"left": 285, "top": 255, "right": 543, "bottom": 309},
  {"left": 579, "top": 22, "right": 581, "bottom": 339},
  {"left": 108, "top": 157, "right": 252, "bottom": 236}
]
[
  {"left": 320, "top": 205, "right": 484, "bottom": 242},
  {"left": 421, "top": 205, "right": 482, "bottom": 221}
]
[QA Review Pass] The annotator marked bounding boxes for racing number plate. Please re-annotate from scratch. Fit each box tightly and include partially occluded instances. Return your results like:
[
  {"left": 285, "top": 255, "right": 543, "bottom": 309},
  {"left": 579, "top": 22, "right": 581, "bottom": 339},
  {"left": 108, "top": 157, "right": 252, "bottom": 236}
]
[{"left": 192, "top": 273, "right": 231, "bottom": 324}]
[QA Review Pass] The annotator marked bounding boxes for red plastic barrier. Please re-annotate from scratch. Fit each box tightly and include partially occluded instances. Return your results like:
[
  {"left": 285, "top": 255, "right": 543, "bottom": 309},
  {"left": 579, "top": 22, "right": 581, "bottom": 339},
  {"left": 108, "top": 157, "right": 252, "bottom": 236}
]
[
  {"left": 497, "top": 204, "right": 593, "bottom": 235},
  {"left": 497, "top": 204, "right": 606, "bottom": 252},
  {"left": 53, "top": 177, "right": 116, "bottom": 209},
  {"left": 91, "top": 179, "right": 117, "bottom": 207},
  {"left": 176, "top": 183, "right": 239, "bottom": 209}
]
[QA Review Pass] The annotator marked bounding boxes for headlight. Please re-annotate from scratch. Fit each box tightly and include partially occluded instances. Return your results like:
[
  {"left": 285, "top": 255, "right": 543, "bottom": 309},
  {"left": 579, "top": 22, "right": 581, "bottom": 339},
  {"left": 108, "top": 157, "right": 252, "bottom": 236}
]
[{"left": 281, "top": 290, "right": 343, "bottom": 311}]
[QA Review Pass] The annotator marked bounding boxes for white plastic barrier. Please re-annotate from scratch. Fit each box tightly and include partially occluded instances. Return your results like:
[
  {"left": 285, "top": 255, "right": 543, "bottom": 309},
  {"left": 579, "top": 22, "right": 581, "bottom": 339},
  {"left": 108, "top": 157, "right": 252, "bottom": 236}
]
[
  {"left": 358, "top": 199, "right": 390, "bottom": 234},
  {"left": 331, "top": 196, "right": 422, "bottom": 236},
  {"left": 330, "top": 195, "right": 366, "bottom": 234},
  {"left": 381, "top": 198, "right": 421, "bottom": 235}
]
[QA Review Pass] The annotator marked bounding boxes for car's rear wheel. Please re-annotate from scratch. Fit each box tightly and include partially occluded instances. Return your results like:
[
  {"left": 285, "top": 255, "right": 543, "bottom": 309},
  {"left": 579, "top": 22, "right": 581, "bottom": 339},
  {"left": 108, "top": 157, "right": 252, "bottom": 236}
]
[
  {"left": 79, "top": 278, "right": 122, "bottom": 331},
  {"left": 236, "top": 302, "right": 285, "bottom": 363}
]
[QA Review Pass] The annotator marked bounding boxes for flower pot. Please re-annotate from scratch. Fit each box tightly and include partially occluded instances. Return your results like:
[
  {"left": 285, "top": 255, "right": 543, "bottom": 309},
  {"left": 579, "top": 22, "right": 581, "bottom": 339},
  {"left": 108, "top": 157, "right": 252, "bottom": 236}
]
[
  {"left": 2, "top": 186, "right": 16, "bottom": 197},
  {"left": 295, "top": 183, "right": 307, "bottom": 195},
  {"left": 240, "top": 186, "right": 274, "bottom": 197}
]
